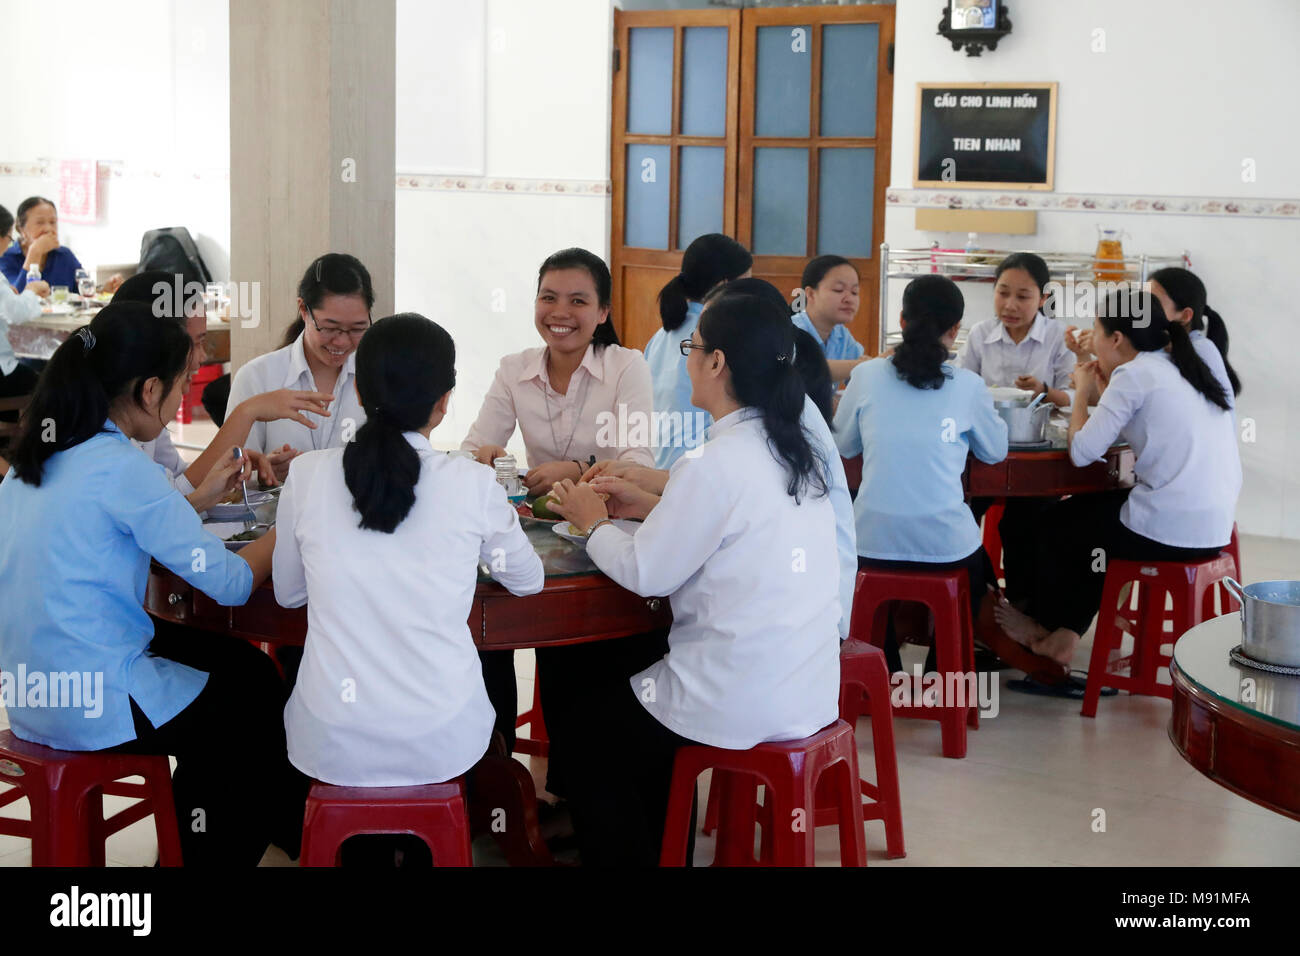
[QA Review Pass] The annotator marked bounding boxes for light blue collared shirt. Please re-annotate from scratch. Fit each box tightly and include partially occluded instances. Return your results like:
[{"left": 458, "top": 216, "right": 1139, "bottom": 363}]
[
  {"left": 833, "top": 357, "right": 1008, "bottom": 563},
  {"left": 644, "top": 301, "right": 712, "bottom": 469},
  {"left": 0, "top": 420, "right": 254, "bottom": 750},
  {"left": 792, "top": 311, "right": 865, "bottom": 362}
]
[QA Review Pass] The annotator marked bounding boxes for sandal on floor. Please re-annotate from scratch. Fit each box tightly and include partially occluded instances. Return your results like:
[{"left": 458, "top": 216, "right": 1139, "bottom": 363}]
[{"left": 1007, "top": 673, "right": 1119, "bottom": 700}]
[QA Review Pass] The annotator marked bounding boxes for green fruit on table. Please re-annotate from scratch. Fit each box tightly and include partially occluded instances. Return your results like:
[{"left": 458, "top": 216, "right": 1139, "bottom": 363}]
[{"left": 532, "top": 494, "right": 560, "bottom": 519}]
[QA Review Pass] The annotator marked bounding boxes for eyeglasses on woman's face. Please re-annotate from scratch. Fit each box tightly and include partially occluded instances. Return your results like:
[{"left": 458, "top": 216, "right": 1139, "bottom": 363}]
[
  {"left": 679, "top": 338, "right": 712, "bottom": 357},
  {"left": 306, "top": 303, "right": 371, "bottom": 341}
]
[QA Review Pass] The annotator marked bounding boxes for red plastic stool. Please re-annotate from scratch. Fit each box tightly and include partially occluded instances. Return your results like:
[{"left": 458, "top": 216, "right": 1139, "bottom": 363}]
[
  {"left": 0, "top": 729, "right": 182, "bottom": 866},
  {"left": 702, "top": 638, "right": 906, "bottom": 859},
  {"left": 299, "top": 778, "right": 473, "bottom": 867},
  {"left": 853, "top": 566, "right": 979, "bottom": 758},
  {"left": 1081, "top": 551, "right": 1240, "bottom": 718},
  {"left": 513, "top": 667, "right": 549, "bottom": 757},
  {"left": 661, "top": 720, "right": 865, "bottom": 867},
  {"left": 982, "top": 499, "right": 1006, "bottom": 585}
]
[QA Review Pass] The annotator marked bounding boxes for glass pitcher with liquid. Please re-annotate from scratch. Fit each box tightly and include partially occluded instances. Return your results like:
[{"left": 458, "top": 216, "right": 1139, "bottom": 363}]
[{"left": 1093, "top": 227, "right": 1127, "bottom": 282}]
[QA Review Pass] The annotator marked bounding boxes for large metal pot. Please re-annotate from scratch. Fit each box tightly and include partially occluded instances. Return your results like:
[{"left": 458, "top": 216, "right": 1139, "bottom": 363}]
[
  {"left": 1222, "top": 579, "right": 1300, "bottom": 668},
  {"left": 994, "top": 393, "right": 1052, "bottom": 444}
]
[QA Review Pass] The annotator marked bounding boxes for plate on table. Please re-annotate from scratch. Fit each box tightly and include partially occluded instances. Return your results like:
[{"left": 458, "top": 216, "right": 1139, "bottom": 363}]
[
  {"left": 205, "top": 520, "right": 270, "bottom": 551},
  {"left": 207, "top": 490, "right": 276, "bottom": 522},
  {"left": 551, "top": 518, "right": 640, "bottom": 546}
]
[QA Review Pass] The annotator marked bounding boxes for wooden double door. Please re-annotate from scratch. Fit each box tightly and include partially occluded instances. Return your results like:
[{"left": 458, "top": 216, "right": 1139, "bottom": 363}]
[{"left": 611, "top": 4, "right": 894, "bottom": 351}]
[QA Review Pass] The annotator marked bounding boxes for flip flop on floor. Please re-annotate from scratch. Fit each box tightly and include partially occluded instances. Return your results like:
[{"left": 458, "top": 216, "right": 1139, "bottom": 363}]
[{"left": 1007, "top": 673, "right": 1119, "bottom": 700}]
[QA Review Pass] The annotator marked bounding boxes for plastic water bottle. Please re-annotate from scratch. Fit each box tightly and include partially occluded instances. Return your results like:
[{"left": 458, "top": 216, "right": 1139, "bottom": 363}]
[
  {"left": 493, "top": 455, "right": 527, "bottom": 503},
  {"left": 26, "top": 262, "right": 41, "bottom": 286},
  {"left": 965, "top": 232, "right": 978, "bottom": 255}
]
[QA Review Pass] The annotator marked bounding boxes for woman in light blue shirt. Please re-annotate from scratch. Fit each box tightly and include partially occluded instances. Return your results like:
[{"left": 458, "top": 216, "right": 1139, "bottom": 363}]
[
  {"left": 0, "top": 302, "right": 303, "bottom": 866},
  {"left": 791, "top": 255, "right": 867, "bottom": 384},
  {"left": 833, "top": 275, "right": 1008, "bottom": 671},
  {"left": 643, "top": 233, "right": 751, "bottom": 468}
]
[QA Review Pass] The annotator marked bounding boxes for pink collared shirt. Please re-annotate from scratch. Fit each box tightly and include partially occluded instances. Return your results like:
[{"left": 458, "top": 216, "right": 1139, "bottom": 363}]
[{"left": 461, "top": 343, "right": 656, "bottom": 469}]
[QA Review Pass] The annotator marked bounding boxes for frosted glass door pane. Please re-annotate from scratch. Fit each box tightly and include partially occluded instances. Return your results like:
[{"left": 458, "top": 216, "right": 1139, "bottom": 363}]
[
  {"left": 628, "top": 28, "right": 673, "bottom": 135},
  {"left": 820, "top": 23, "right": 878, "bottom": 137},
  {"left": 681, "top": 27, "right": 727, "bottom": 137},
  {"left": 625, "top": 145, "right": 671, "bottom": 249},
  {"left": 678, "top": 147, "right": 725, "bottom": 248},
  {"left": 752, "top": 148, "right": 808, "bottom": 257},
  {"left": 817, "top": 148, "right": 875, "bottom": 257},
  {"left": 755, "top": 25, "right": 810, "bottom": 138}
]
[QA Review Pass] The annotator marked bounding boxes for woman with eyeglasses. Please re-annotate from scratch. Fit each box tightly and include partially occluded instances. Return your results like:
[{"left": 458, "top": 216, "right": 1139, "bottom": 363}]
[
  {"left": 226, "top": 254, "right": 374, "bottom": 481},
  {"left": 546, "top": 292, "right": 841, "bottom": 866}
]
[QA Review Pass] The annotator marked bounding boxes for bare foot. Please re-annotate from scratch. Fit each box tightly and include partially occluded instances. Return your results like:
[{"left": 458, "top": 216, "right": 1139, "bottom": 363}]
[
  {"left": 993, "top": 596, "right": 1050, "bottom": 649},
  {"left": 1032, "top": 628, "right": 1080, "bottom": 667}
]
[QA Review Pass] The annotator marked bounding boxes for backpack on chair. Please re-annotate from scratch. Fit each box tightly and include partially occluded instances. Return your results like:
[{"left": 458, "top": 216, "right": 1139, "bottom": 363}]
[{"left": 138, "top": 227, "right": 213, "bottom": 289}]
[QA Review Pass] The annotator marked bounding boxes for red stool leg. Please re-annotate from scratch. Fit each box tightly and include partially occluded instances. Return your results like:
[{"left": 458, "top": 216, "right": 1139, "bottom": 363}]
[
  {"left": 1082, "top": 569, "right": 1128, "bottom": 718},
  {"left": 660, "top": 754, "right": 703, "bottom": 866},
  {"left": 929, "top": 585, "right": 968, "bottom": 759},
  {"left": 861, "top": 652, "right": 905, "bottom": 858},
  {"left": 425, "top": 792, "right": 473, "bottom": 867},
  {"left": 832, "top": 754, "right": 867, "bottom": 868}
]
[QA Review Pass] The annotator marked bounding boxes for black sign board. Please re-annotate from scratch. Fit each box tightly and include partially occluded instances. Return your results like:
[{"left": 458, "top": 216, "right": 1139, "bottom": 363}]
[{"left": 914, "top": 82, "right": 1057, "bottom": 189}]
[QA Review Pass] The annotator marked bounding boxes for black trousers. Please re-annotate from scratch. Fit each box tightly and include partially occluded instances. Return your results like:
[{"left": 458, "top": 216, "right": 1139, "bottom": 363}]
[
  {"left": 969, "top": 495, "right": 1059, "bottom": 603},
  {"left": 564, "top": 676, "right": 697, "bottom": 867},
  {"left": 114, "top": 623, "right": 309, "bottom": 866},
  {"left": 1027, "top": 489, "right": 1225, "bottom": 637},
  {"left": 479, "top": 630, "right": 670, "bottom": 798},
  {"left": 0, "top": 362, "right": 37, "bottom": 423}
]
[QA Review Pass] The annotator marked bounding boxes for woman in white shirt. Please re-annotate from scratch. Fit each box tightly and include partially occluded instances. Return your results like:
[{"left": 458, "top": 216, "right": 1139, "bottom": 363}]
[
  {"left": 958, "top": 253, "right": 1075, "bottom": 605},
  {"left": 461, "top": 247, "right": 658, "bottom": 799},
  {"left": 995, "top": 290, "right": 1239, "bottom": 666},
  {"left": 227, "top": 254, "right": 373, "bottom": 478},
  {"left": 834, "top": 275, "right": 1008, "bottom": 672},
  {"left": 548, "top": 291, "right": 840, "bottom": 866},
  {"left": 1148, "top": 267, "right": 1240, "bottom": 404},
  {"left": 274, "top": 314, "right": 544, "bottom": 794}
]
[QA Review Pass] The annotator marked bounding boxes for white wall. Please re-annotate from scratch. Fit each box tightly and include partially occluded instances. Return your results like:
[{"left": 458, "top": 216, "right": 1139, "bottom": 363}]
[
  {"left": 0, "top": 0, "right": 230, "bottom": 278},
  {"left": 395, "top": 0, "right": 613, "bottom": 451},
  {"left": 886, "top": 0, "right": 1300, "bottom": 540}
]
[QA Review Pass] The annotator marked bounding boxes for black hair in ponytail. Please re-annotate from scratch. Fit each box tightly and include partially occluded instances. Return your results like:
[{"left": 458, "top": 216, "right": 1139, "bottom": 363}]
[
  {"left": 705, "top": 277, "right": 833, "bottom": 424},
  {"left": 892, "top": 275, "right": 964, "bottom": 390},
  {"left": 10, "top": 302, "right": 191, "bottom": 486},
  {"left": 1149, "top": 267, "right": 1241, "bottom": 396},
  {"left": 536, "top": 247, "right": 620, "bottom": 350},
  {"left": 342, "top": 313, "right": 456, "bottom": 533},
  {"left": 281, "top": 253, "right": 376, "bottom": 348},
  {"left": 658, "top": 233, "right": 752, "bottom": 333},
  {"left": 1097, "top": 290, "right": 1230, "bottom": 412},
  {"left": 113, "top": 270, "right": 201, "bottom": 324},
  {"left": 697, "top": 293, "right": 827, "bottom": 502}
]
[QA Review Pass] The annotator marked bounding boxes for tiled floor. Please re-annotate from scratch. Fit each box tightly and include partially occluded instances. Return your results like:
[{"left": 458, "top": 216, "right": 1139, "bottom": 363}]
[{"left": 3, "top": 487, "right": 1298, "bottom": 866}]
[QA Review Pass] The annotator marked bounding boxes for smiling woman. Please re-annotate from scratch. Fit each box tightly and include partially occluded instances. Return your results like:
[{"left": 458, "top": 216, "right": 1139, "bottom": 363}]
[{"left": 225, "top": 254, "right": 375, "bottom": 468}]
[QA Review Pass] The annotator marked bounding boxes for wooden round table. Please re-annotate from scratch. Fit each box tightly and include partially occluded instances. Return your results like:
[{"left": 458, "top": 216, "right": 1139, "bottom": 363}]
[
  {"left": 1170, "top": 615, "right": 1300, "bottom": 822},
  {"left": 145, "top": 520, "right": 671, "bottom": 867}
]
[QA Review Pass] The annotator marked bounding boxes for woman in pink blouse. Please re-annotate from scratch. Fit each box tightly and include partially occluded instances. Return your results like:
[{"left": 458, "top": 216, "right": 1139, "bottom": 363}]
[
  {"left": 463, "top": 247, "right": 663, "bottom": 810},
  {"left": 461, "top": 247, "right": 655, "bottom": 492}
]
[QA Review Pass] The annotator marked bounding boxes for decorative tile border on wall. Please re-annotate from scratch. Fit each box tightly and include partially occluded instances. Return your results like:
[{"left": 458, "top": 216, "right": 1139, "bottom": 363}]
[
  {"left": 0, "top": 161, "right": 230, "bottom": 182},
  {"left": 887, "top": 188, "right": 1300, "bottom": 220},
  {"left": 396, "top": 174, "right": 611, "bottom": 197}
]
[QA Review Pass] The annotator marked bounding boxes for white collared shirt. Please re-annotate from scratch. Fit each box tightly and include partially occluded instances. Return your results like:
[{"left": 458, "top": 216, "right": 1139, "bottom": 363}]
[
  {"left": 1070, "top": 350, "right": 1240, "bottom": 548},
  {"left": 225, "top": 332, "right": 363, "bottom": 456},
  {"left": 957, "top": 312, "right": 1075, "bottom": 392},
  {"left": 461, "top": 343, "right": 655, "bottom": 469},
  {"left": 587, "top": 409, "right": 840, "bottom": 750},
  {"left": 0, "top": 284, "right": 43, "bottom": 376},
  {"left": 274, "top": 434, "right": 545, "bottom": 786}
]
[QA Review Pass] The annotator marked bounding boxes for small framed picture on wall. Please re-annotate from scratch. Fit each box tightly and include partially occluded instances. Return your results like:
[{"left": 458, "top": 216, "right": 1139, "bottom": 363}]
[{"left": 951, "top": 0, "right": 997, "bottom": 31}]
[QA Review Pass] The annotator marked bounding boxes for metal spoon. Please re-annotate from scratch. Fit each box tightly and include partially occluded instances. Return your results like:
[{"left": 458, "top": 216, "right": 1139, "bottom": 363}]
[
  {"left": 1025, "top": 389, "right": 1048, "bottom": 412},
  {"left": 232, "top": 447, "right": 258, "bottom": 529}
]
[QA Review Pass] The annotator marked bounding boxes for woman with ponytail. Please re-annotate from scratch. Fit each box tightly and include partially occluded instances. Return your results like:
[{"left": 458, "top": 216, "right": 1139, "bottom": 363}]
[
  {"left": 1148, "top": 267, "right": 1241, "bottom": 402},
  {"left": 832, "top": 275, "right": 1008, "bottom": 672},
  {"left": 994, "top": 290, "right": 1240, "bottom": 668},
  {"left": 547, "top": 294, "right": 839, "bottom": 865},
  {"left": 643, "top": 233, "right": 752, "bottom": 468},
  {"left": 274, "top": 314, "right": 544, "bottom": 797},
  {"left": 0, "top": 302, "right": 305, "bottom": 867}
]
